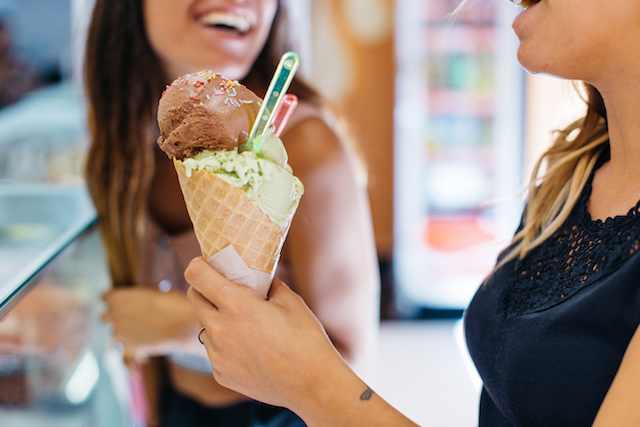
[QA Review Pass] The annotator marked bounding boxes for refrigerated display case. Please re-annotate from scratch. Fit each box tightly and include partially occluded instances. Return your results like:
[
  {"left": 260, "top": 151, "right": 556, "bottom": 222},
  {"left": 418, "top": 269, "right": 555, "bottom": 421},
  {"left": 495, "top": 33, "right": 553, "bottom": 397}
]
[
  {"left": 0, "top": 184, "right": 132, "bottom": 426},
  {"left": 394, "top": 0, "right": 526, "bottom": 312},
  {"left": 0, "top": 8, "right": 132, "bottom": 418}
]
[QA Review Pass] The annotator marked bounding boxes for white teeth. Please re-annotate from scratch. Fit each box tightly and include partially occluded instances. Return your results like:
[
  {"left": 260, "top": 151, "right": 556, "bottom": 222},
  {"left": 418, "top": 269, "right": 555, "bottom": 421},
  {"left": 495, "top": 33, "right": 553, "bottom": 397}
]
[{"left": 200, "top": 12, "right": 250, "bottom": 33}]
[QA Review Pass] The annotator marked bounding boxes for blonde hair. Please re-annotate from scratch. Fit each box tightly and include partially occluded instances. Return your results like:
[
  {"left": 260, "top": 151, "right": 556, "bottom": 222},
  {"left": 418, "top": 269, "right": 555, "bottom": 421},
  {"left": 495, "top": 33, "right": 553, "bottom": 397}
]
[
  {"left": 450, "top": 0, "right": 474, "bottom": 18},
  {"left": 449, "top": 2, "right": 610, "bottom": 266},
  {"left": 499, "top": 83, "right": 608, "bottom": 266}
]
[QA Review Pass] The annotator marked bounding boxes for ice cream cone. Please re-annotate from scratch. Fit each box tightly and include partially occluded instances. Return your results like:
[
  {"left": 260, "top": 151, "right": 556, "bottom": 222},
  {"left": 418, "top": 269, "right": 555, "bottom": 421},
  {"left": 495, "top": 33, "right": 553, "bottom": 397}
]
[{"left": 173, "top": 158, "right": 294, "bottom": 277}]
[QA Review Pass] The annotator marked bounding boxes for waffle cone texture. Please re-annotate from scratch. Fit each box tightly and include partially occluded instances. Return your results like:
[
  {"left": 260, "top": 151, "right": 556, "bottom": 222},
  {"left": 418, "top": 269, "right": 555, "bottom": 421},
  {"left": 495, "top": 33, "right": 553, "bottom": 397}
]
[{"left": 173, "top": 158, "right": 294, "bottom": 275}]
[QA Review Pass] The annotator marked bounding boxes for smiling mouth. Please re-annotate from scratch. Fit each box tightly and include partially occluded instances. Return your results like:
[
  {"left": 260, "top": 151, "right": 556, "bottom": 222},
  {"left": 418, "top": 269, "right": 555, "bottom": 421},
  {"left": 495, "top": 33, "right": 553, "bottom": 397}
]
[
  {"left": 199, "top": 12, "right": 251, "bottom": 35},
  {"left": 513, "top": 0, "right": 540, "bottom": 9}
]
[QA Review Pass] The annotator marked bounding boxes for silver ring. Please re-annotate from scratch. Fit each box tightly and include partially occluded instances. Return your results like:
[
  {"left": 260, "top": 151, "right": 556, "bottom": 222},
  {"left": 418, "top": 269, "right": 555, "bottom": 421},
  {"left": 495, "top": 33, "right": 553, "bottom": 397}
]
[{"left": 198, "top": 327, "right": 206, "bottom": 345}]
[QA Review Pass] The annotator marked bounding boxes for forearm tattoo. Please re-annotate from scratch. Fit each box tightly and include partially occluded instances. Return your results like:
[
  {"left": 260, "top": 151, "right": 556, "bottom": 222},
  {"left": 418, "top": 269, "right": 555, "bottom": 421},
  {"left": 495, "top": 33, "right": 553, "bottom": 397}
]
[{"left": 360, "top": 386, "right": 374, "bottom": 401}]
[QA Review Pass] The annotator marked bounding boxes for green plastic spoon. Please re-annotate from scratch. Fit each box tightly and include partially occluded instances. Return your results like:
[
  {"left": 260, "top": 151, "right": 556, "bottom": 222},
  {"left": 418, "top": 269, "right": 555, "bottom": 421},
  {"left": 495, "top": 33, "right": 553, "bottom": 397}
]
[{"left": 241, "top": 52, "right": 300, "bottom": 157}]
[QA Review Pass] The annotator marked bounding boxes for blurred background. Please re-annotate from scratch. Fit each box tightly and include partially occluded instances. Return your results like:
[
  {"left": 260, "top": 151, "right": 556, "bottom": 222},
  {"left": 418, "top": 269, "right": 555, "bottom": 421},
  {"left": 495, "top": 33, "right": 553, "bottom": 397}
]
[{"left": 0, "top": 0, "right": 589, "bottom": 425}]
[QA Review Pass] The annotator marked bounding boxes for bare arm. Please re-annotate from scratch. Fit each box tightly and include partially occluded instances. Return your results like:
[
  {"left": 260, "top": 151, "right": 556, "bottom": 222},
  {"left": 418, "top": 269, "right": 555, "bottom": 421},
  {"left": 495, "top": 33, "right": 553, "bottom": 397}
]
[
  {"left": 186, "top": 258, "right": 418, "bottom": 427},
  {"left": 280, "top": 112, "right": 380, "bottom": 376},
  {"left": 592, "top": 325, "right": 640, "bottom": 426}
]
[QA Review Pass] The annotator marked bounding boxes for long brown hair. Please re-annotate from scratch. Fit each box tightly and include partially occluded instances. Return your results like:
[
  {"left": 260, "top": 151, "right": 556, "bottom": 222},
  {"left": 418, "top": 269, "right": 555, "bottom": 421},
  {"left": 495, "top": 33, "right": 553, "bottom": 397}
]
[
  {"left": 84, "top": 0, "right": 322, "bottom": 286},
  {"left": 499, "top": 83, "right": 609, "bottom": 266}
]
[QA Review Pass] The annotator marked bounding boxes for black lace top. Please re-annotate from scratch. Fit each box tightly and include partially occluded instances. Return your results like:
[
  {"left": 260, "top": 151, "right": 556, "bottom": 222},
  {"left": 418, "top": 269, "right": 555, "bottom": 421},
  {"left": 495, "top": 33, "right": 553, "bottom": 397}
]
[{"left": 465, "top": 148, "right": 640, "bottom": 426}]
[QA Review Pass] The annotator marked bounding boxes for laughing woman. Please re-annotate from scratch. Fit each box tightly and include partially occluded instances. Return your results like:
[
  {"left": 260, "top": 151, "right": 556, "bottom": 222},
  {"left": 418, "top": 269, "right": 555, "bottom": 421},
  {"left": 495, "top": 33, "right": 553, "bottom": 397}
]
[{"left": 84, "top": 0, "right": 380, "bottom": 426}]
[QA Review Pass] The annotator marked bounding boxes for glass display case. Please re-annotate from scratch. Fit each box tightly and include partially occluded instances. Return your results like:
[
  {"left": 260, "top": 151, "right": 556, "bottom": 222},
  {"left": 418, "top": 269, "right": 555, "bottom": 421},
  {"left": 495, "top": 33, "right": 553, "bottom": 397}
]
[
  {"left": 394, "top": 0, "right": 525, "bottom": 312},
  {"left": 0, "top": 3, "right": 132, "bottom": 424},
  {"left": 0, "top": 186, "right": 131, "bottom": 426}
]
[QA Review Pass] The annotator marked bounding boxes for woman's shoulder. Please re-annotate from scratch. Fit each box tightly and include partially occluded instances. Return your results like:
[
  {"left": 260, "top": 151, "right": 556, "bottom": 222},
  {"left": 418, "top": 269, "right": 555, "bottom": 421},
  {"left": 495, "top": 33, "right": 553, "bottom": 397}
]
[
  {"left": 282, "top": 100, "right": 326, "bottom": 129},
  {"left": 280, "top": 101, "right": 350, "bottom": 163},
  {"left": 282, "top": 101, "right": 368, "bottom": 186}
]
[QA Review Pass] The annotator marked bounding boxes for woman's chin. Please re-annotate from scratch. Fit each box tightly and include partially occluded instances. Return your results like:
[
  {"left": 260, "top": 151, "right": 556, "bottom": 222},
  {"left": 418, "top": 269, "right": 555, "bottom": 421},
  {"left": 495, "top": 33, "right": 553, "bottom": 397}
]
[
  {"left": 520, "top": 63, "right": 542, "bottom": 75},
  {"left": 193, "top": 61, "right": 251, "bottom": 81},
  {"left": 163, "top": 57, "right": 252, "bottom": 82},
  {"left": 516, "top": 49, "right": 544, "bottom": 76}
]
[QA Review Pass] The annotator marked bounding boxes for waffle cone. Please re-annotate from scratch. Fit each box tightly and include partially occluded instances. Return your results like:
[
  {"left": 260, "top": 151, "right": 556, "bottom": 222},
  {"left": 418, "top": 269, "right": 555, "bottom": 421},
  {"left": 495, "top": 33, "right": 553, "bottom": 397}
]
[{"left": 173, "top": 158, "right": 293, "bottom": 276}]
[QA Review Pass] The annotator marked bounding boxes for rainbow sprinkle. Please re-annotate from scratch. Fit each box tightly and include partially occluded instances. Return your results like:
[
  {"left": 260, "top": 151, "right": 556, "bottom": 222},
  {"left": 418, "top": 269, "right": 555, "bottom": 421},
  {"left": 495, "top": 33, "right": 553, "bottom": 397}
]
[{"left": 161, "top": 71, "right": 256, "bottom": 109}]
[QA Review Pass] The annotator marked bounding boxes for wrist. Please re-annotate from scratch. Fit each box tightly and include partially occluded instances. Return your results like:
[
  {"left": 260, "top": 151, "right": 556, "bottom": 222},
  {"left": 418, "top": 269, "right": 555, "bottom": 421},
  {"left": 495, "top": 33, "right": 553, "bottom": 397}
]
[
  {"left": 292, "top": 353, "right": 418, "bottom": 427},
  {"left": 292, "top": 354, "right": 370, "bottom": 425}
]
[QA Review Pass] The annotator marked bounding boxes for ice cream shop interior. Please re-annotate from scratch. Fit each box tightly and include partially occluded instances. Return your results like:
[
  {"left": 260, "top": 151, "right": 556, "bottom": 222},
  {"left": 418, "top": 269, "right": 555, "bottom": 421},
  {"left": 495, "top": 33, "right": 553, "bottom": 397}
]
[{"left": 0, "top": 0, "right": 589, "bottom": 425}]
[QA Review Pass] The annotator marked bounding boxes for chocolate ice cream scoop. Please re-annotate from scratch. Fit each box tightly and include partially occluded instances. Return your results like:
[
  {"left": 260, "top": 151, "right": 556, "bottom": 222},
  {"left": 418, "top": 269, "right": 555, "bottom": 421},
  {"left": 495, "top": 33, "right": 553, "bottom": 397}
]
[{"left": 157, "top": 71, "right": 262, "bottom": 160}]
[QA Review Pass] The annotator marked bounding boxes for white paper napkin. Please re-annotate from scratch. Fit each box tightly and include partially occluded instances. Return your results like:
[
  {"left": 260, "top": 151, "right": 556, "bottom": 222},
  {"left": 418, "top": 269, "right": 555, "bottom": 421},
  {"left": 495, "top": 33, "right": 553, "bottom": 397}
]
[{"left": 206, "top": 245, "right": 273, "bottom": 299}]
